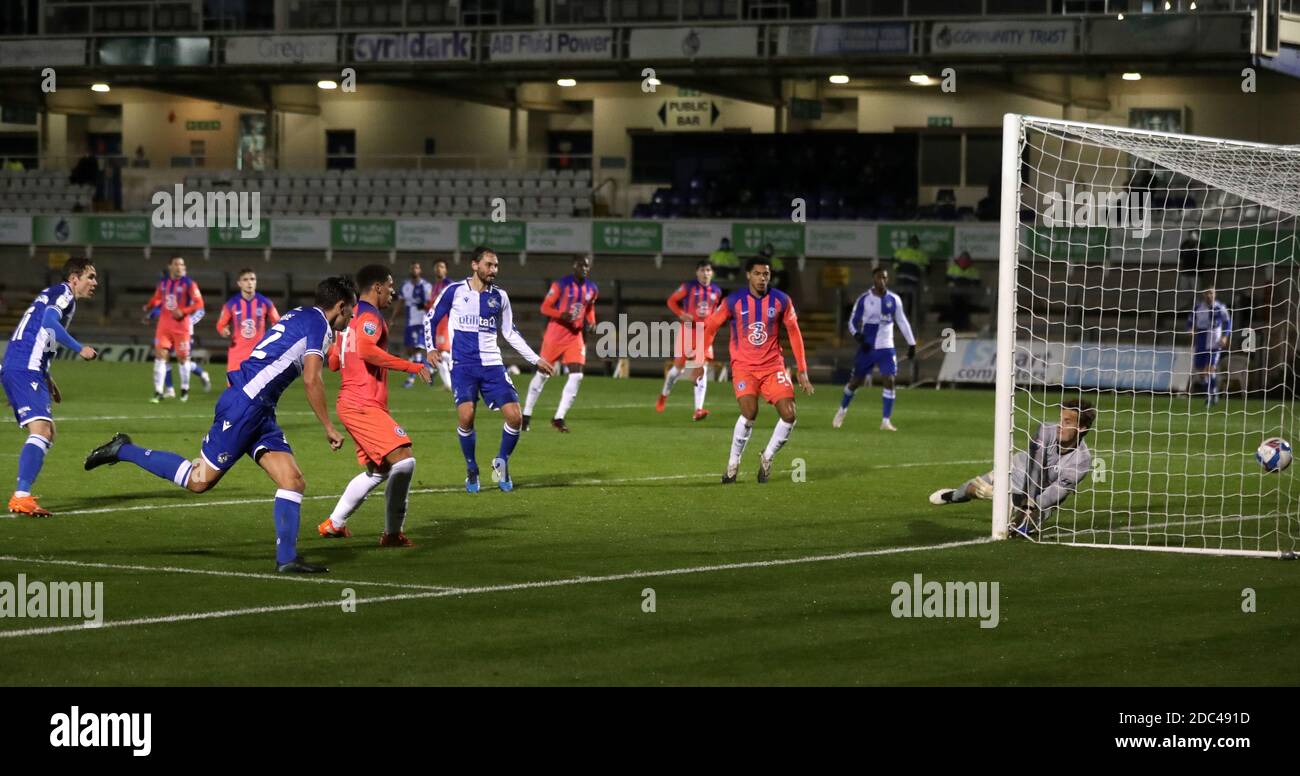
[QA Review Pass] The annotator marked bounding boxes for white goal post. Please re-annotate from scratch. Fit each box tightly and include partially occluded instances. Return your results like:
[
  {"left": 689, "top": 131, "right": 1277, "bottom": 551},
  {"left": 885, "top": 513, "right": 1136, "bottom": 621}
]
[{"left": 994, "top": 114, "right": 1300, "bottom": 558}]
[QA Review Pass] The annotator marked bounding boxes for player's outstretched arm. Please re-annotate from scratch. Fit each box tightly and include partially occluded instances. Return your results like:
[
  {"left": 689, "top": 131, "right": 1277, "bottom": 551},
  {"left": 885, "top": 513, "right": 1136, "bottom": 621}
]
[
  {"left": 356, "top": 323, "right": 425, "bottom": 374},
  {"left": 302, "top": 354, "right": 344, "bottom": 451},
  {"left": 540, "top": 282, "right": 566, "bottom": 321},
  {"left": 784, "top": 304, "right": 814, "bottom": 395},
  {"left": 216, "top": 304, "right": 233, "bottom": 338},
  {"left": 894, "top": 293, "right": 918, "bottom": 354},
  {"left": 667, "top": 285, "right": 690, "bottom": 322},
  {"left": 41, "top": 307, "right": 95, "bottom": 360},
  {"left": 183, "top": 281, "right": 205, "bottom": 315},
  {"left": 690, "top": 305, "right": 730, "bottom": 369},
  {"left": 498, "top": 289, "right": 544, "bottom": 368},
  {"left": 848, "top": 292, "right": 867, "bottom": 344}
]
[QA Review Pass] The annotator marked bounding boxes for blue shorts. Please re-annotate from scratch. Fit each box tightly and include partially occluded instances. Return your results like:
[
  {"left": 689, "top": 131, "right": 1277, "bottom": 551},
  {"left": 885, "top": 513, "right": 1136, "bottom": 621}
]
[
  {"left": 452, "top": 363, "right": 519, "bottom": 410},
  {"left": 199, "top": 389, "right": 293, "bottom": 471},
  {"left": 1193, "top": 350, "right": 1221, "bottom": 370},
  {"left": 1, "top": 368, "right": 52, "bottom": 427},
  {"left": 404, "top": 325, "right": 424, "bottom": 349},
  {"left": 853, "top": 347, "right": 897, "bottom": 378}
]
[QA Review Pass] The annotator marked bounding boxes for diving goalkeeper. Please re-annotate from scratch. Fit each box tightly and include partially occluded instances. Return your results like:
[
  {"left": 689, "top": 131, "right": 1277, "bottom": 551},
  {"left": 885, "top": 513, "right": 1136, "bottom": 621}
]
[{"left": 929, "top": 398, "right": 1096, "bottom": 537}]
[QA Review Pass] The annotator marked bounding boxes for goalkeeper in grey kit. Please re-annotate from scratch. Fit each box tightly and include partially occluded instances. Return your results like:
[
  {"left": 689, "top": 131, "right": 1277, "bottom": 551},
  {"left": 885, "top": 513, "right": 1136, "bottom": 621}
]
[{"left": 929, "top": 398, "right": 1096, "bottom": 537}]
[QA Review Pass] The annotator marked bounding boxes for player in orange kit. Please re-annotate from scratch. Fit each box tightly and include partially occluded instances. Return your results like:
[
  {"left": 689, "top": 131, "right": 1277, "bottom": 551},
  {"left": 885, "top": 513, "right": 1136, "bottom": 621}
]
[
  {"left": 694, "top": 256, "right": 814, "bottom": 484},
  {"left": 656, "top": 259, "right": 723, "bottom": 421},
  {"left": 522, "top": 254, "right": 597, "bottom": 432},
  {"left": 425, "top": 258, "right": 454, "bottom": 391},
  {"left": 215, "top": 267, "right": 280, "bottom": 383},
  {"left": 318, "top": 264, "right": 432, "bottom": 546},
  {"left": 143, "top": 255, "right": 204, "bottom": 403}
]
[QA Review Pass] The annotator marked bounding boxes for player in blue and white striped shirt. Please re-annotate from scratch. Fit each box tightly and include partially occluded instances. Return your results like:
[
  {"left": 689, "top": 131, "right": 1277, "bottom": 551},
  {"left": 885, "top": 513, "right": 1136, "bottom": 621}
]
[
  {"left": 834, "top": 268, "right": 917, "bottom": 431},
  {"left": 85, "top": 276, "right": 357, "bottom": 573},
  {"left": 424, "top": 246, "right": 555, "bottom": 493},
  {"left": 2, "top": 257, "right": 99, "bottom": 516},
  {"left": 1186, "top": 285, "right": 1232, "bottom": 407}
]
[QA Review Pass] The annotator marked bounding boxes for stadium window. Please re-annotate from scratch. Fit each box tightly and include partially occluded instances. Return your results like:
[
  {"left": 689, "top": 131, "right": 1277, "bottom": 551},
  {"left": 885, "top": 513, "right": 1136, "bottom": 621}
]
[
  {"left": 326, "top": 129, "right": 356, "bottom": 171},
  {"left": 919, "top": 134, "right": 961, "bottom": 186},
  {"left": 964, "top": 133, "right": 1001, "bottom": 190}
]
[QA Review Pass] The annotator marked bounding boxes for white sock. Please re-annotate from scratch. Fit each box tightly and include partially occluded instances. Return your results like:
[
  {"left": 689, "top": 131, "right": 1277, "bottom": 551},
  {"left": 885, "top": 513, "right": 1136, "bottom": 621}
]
[
  {"left": 384, "top": 457, "right": 416, "bottom": 535},
  {"left": 661, "top": 365, "right": 682, "bottom": 396},
  {"left": 153, "top": 358, "right": 167, "bottom": 394},
  {"left": 180, "top": 359, "right": 192, "bottom": 390},
  {"left": 524, "top": 372, "right": 548, "bottom": 415},
  {"left": 436, "top": 352, "right": 452, "bottom": 390},
  {"left": 729, "top": 416, "right": 754, "bottom": 468},
  {"left": 763, "top": 419, "right": 796, "bottom": 462},
  {"left": 555, "top": 372, "right": 584, "bottom": 420},
  {"left": 693, "top": 374, "right": 707, "bottom": 411},
  {"left": 329, "top": 470, "right": 386, "bottom": 528}
]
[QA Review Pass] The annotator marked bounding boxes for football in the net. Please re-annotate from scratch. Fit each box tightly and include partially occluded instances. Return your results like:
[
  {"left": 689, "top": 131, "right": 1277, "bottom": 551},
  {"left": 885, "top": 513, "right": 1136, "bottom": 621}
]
[{"left": 1256, "top": 438, "right": 1293, "bottom": 473}]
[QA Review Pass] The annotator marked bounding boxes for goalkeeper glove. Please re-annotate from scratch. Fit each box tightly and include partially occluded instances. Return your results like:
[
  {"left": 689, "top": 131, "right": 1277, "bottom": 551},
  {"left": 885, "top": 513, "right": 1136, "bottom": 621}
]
[{"left": 907, "top": 344, "right": 916, "bottom": 360}]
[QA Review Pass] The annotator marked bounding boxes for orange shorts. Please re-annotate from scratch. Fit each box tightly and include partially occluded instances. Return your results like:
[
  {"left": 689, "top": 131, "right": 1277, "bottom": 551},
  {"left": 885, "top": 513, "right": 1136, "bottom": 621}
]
[
  {"left": 732, "top": 365, "right": 795, "bottom": 404},
  {"left": 541, "top": 335, "right": 586, "bottom": 366},
  {"left": 154, "top": 330, "right": 192, "bottom": 358},
  {"left": 673, "top": 322, "right": 714, "bottom": 367},
  {"left": 337, "top": 403, "right": 411, "bottom": 467}
]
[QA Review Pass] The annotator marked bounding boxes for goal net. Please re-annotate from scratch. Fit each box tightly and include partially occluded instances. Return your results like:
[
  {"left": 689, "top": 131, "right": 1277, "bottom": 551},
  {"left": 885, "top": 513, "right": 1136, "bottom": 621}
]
[{"left": 994, "top": 114, "right": 1300, "bottom": 558}]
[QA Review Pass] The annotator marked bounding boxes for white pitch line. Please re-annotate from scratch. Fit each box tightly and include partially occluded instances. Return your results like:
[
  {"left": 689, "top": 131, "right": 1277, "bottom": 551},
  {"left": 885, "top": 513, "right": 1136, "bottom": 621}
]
[
  {"left": 0, "top": 555, "right": 454, "bottom": 592},
  {"left": 52, "top": 459, "right": 989, "bottom": 517},
  {"left": 0, "top": 537, "right": 993, "bottom": 639}
]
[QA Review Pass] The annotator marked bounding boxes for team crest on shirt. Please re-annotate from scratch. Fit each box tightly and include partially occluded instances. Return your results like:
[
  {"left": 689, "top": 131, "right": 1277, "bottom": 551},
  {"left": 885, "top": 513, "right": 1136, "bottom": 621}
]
[
  {"left": 767, "top": 306, "right": 777, "bottom": 318},
  {"left": 747, "top": 322, "right": 768, "bottom": 346},
  {"left": 363, "top": 320, "right": 378, "bottom": 337},
  {"left": 487, "top": 296, "right": 500, "bottom": 310},
  {"left": 395, "top": 426, "right": 407, "bottom": 437},
  {"left": 240, "top": 318, "right": 257, "bottom": 339},
  {"left": 218, "top": 453, "right": 231, "bottom": 465}
]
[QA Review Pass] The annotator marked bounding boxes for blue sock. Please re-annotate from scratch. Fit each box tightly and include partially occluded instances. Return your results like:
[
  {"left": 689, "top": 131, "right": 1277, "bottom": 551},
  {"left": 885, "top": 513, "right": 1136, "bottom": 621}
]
[
  {"left": 15, "top": 433, "right": 50, "bottom": 494},
  {"left": 499, "top": 422, "right": 520, "bottom": 461},
  {"left": 274, "top": 489, "right": 302, "bottom": 564},
  {"left": 192, "top": 362, "right": 207, "bottom": 379},
  {"left": 119, "top": 443, "right": 192, "bottom": 488},
  {"left": 840, "top": 386, "right": 857, "bottom": 410},
  {"left": 164, "top": 369, "right": 174, "bottom": 389},
  {"left": 457, "top": 427, "right": 477, "bottom": 473},
  {"left": 882, "top": 389, "right": 896, "bottom": 420},
  {"left": 1207, "top": 374, "right": 1217, "bottom": 400}
]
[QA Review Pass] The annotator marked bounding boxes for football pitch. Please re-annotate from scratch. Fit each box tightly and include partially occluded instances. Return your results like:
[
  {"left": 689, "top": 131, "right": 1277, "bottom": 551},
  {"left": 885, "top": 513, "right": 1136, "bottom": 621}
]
[{"left": 0, "top": 361, "right": 1296, "bottom": 686}]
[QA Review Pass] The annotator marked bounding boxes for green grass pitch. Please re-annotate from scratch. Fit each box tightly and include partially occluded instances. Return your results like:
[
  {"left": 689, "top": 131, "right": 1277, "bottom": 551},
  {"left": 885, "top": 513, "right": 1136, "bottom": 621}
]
[{"left": 0, "top": 361, "right": 1295, "bottom": 685}]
